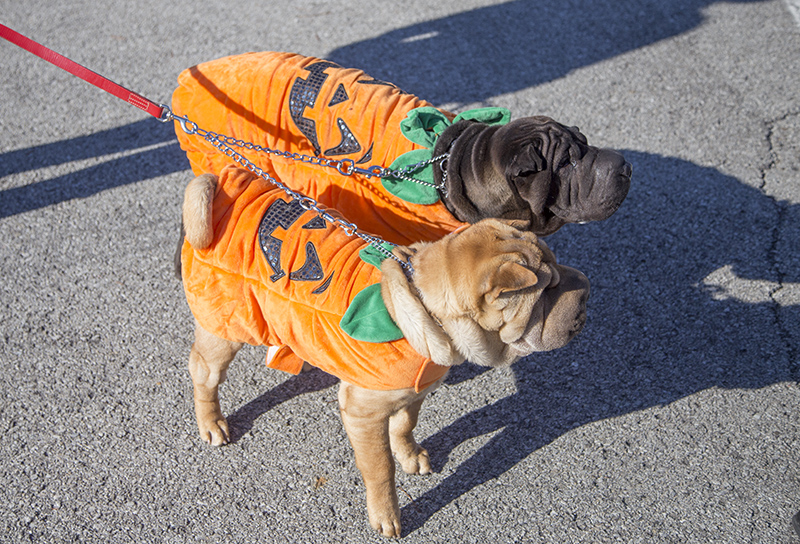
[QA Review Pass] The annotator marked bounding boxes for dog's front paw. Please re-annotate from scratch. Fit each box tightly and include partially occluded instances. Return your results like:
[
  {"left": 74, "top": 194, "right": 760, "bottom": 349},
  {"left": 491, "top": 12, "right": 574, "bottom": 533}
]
[
  {"left": 369, "top": 508, "right": 402, "bottom": 538},
  {"left": 397, "top": 445, "right": 431, "bottom": 476},
  {"left": 195, "top": 403, "right": 230, "bottom": 446},
  {"left": 198, "top": 417, "right": 230, "bottom": 446},
  {"left": 365, "top": 487, "right": 402, "bottom": 538}
]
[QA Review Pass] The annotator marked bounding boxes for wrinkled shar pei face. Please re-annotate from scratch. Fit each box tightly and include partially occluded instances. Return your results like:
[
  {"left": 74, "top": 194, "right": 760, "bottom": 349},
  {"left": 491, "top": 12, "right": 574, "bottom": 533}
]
[
  {"left": 410, "top": 219, "right": 590, "bottom": 367},
  {"left": 491, "top": 116, "right": 632, "bottom": 234}
]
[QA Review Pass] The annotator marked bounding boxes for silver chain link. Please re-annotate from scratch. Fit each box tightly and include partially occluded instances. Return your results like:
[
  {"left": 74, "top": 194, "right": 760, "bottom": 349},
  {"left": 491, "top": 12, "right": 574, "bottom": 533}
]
[
  {"left": 161, "top": 107, "right": 421, "bottom": 270},
  {"left": 162, "top": 107, "right": 447, "bottom": 192}
]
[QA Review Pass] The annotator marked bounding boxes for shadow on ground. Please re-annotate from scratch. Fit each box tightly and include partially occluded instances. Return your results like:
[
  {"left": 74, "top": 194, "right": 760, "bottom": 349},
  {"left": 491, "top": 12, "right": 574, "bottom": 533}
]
[
  {"left": 0, "top": 119, "right": 186, "bottom": 219},
  {"left": 212, "top": 147, "right": 794, "bottom": 535},
  {"left": 1, "top": 0, "right": 790, "bottom": 536},
  {"left": 327, "top": 0, "right": 768, "bottom": 106},
  {"left": 398, "top": 148, "right": 797, "bottom": 533}
]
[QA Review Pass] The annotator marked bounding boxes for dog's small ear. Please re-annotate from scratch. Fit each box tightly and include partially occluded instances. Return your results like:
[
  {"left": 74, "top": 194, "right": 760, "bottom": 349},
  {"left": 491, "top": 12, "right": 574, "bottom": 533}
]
[
  {"left": 485, "top": 261, "right": 539, "bottom": 304},
  {"left": 505, "top": 144, "right": 545, "bottom": 179},
  {"left": 391, "top": 244, "right": 418, "bottom": 262},
  {"left": 495, "top": 218, "right": 531, "bottom": 231}
]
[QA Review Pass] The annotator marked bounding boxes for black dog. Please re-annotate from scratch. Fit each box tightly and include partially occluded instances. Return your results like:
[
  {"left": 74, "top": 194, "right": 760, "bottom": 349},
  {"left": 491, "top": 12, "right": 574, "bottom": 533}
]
[
  {"left": 435, "top": 116, "right": 632, "bottom": 235},
  {"left": 174, "top": 52, "right": 631, "bottom": 239}
]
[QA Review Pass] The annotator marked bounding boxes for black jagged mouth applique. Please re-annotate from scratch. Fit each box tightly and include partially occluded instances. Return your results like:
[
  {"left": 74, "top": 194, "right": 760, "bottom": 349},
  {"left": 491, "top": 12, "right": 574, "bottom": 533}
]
[
  {"left": 356, "top": 143, "right": 374, "bottom": 164},
  {"left": 290, "top": 242, "right": 324, "bottom": 282},
  {"left": 312, "top": 271, "right": 335, "bottom": 294},
  {"left": 324, "top": 118, "right": 361, "bottom": 156}
]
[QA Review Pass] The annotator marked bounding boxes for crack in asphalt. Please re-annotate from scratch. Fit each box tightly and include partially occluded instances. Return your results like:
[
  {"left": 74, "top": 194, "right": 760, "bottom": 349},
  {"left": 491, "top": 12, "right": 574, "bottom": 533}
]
[{"left": 762, "top": 111, "right": 800, "bottom": 382}]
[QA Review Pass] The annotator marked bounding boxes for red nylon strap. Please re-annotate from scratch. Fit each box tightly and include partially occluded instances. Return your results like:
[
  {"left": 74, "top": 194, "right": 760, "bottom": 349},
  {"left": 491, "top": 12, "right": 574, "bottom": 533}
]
[{"left": 0, "top": 23, "right": 166, "bottom": 119}]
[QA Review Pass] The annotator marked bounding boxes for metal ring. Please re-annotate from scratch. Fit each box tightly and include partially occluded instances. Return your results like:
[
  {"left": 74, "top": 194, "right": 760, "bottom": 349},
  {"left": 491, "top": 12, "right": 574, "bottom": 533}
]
[
  {"left": 156, "top": 104, "right": 173, "bottom": 123},
  {"left": 336, "top": 159, "right": 355, "bottom": 176},
  {"left": 298, "top": 197, "right": 316, "bottom": 211}
]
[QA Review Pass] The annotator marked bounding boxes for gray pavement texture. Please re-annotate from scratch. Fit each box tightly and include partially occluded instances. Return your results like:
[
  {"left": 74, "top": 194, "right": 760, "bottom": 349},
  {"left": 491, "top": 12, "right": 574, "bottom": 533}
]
[{"left": 1, "top": 0, "right": 799, "bottom": 542}]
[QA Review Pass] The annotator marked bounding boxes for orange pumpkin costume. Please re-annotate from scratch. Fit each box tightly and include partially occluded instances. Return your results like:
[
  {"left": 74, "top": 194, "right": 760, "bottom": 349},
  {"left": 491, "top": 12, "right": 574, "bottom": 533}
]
[
  {"left": 172, "top": 51, "right": 467, "bottom": 246},
  {"left": 181, "top": 165, "right": 448, "bottom": 392}
]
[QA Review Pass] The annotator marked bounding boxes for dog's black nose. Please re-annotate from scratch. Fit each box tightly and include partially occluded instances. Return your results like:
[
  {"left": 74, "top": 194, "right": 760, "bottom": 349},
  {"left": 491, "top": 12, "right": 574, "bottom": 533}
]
[{"left": 622, "top": 161, "right": 633, "bottom": 179}]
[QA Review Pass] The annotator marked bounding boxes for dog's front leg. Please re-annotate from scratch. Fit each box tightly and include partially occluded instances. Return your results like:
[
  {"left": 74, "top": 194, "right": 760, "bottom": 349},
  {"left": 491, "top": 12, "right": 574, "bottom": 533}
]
[
  {"left": 389, "top": 396, "right": 431, "bottom": 476},
  {"left": 188, "top": 321, "right": 242, "bottom": 446},
  {"left": 338, "top": 381, "right": 401, "bottom": 538}
]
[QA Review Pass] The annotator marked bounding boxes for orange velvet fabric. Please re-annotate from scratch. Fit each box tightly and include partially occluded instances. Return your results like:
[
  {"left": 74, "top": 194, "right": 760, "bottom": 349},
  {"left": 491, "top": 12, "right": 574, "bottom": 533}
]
[
  {"left": 172, "top": 51, "right": 465, "bottom": 246},
  {"left": 181, "top": 165, "right": 448, "bottom": 392}
]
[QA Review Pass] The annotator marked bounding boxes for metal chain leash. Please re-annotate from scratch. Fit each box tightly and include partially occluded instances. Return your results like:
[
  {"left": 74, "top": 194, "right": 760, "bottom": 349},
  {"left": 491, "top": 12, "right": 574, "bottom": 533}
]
[
  {"left": 161, "top": 106, "right": 428, "bottom": 270},
  {"left": 0, "top": 24, "right": 440, "bottom": 274},
  {"left": 161, "top": 107, "right": 447, "bottom": 191}
]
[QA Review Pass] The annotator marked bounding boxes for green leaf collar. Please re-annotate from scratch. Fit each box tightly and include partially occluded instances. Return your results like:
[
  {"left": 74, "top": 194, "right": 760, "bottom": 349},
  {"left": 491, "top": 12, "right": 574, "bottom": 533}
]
[{"left": 382, "top": 106, "right": 511, "bottom": 204}]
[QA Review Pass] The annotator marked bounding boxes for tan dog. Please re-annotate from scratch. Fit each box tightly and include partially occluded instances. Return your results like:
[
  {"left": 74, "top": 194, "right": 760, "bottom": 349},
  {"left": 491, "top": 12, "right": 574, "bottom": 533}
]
[{"left": 180, "top": 168, "right": 589, "bottom": 537}]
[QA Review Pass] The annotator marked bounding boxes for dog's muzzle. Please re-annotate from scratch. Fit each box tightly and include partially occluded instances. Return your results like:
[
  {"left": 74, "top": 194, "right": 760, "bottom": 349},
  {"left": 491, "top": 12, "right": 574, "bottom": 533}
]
[{"left": 507, "top": 265, "right": 590, "bottom": 357}]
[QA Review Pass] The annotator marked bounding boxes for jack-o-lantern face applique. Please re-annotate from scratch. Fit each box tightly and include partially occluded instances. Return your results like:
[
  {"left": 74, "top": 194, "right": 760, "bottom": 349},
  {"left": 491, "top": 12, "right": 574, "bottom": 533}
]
[
  {"left": 288, "top": 62, "right": 404, "bottom": 163},
  {"left": 258, "top": 198, "right": 334, "bottom": 295}
]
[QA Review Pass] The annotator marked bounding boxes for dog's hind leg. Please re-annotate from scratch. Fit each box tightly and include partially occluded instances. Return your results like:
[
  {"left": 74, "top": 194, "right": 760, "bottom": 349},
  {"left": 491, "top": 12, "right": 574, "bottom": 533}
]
[
  {"left": 389, "top": 397, "right": 432, "bottom": 475},
  {"left": 188, "top": 320, "right": 242, "bottom": 446}
]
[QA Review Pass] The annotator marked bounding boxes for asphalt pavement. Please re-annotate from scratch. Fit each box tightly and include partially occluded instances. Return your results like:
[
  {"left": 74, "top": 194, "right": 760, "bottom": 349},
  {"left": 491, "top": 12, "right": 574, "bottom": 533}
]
[{"left": 1, "top": 1, "right": 799, "bottom": 542}]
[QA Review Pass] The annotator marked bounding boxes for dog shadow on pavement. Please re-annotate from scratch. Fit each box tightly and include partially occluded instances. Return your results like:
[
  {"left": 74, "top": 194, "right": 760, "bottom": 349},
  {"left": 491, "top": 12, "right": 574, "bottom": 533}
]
[
  {"left": 212, "top": 148, "right": 797, "bottom": 535},
  {"left": 326, "top": 4, "right": 794, "bottom": 530},
  {"left": 396, "top": 149, "right": 798, "bottom": 534},
  {"left": 327, "top": 0, "right": 770, "bottom": 108}
]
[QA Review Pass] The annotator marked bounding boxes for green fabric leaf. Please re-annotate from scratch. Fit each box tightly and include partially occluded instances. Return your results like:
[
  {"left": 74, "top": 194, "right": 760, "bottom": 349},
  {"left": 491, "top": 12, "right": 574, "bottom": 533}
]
[
  {"left": 382, "top": 149, "right": 440, "bottom": 205},
  {"left": 452, "top": 107, "right": 511, "bottom": 126},
  {"left": 359, "top": 242, "right": 397, "bottom": 268},
  {"left": 399, "top": 107, "right": 452, "bottom": 148},
  {"left": 340, "top": 284, "right": 404, "bottom": 343},
  {"left": 390, "top": 106, "right": 509, "bottom": 205}
]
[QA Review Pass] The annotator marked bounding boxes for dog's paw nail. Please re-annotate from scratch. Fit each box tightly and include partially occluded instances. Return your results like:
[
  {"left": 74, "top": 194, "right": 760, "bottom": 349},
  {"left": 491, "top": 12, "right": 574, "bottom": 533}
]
[
  {"left": 400, "top": 447, "right": 431, "bottom": 475},
  {"left": 370, "top": 509, "right": 402, "bottom": 538},
  {"left": 199, "top": 421, "right": 230, "bottom": 446},
  {"left": 375, "top": 521, "right": 401, "bottom": 538},
  {"left": 210, "top": 432, "right": 228, "bottom": 447}
]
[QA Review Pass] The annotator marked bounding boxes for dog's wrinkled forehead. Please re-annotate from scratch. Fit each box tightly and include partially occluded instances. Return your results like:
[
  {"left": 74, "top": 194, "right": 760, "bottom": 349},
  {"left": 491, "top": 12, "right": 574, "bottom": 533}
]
[
  {"left": 452, "top": 219, "right": 551, "bottom": 268},
  {"left": 492, "top": 116, "right": 590, "bottom": 174},
  {"left": 501, "top": 116, "right": 588, "bottom": 147}
]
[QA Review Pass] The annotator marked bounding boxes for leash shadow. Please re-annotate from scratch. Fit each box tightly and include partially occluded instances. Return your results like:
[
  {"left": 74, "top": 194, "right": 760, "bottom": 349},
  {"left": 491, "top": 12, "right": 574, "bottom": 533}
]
[
  {"left": 0, "top": 119, "right": 187, "bottom": 218},
  {"left": 397, "top": 149, "right": 798, "bottom": 535}
]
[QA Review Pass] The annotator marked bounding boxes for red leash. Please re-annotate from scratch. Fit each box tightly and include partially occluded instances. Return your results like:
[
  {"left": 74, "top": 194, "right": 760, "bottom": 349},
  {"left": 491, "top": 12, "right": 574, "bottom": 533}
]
[{"left": 0, "top": 23, "right": 167, "bottom": 119}]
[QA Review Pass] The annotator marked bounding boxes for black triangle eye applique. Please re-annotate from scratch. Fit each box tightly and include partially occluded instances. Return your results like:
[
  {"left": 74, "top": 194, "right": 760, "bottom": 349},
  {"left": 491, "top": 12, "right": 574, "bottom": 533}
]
[
  {"left": 328, "top": 84, "right": 349, "bottom": 107},
  {"left": 302, "top": 216, "right": 327, "bottom": 230}
]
